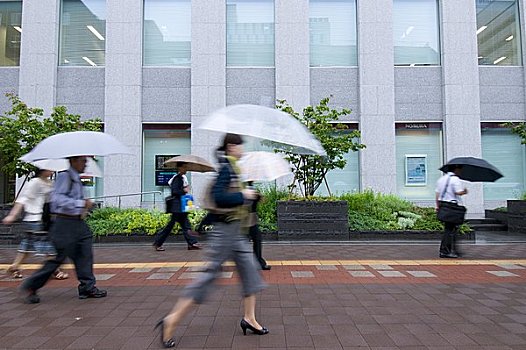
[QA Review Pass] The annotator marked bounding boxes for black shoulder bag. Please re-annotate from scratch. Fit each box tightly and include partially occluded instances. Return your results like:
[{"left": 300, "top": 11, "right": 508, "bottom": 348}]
[{"left": 436, "top": 175, "right": 467, "bottom": 225}]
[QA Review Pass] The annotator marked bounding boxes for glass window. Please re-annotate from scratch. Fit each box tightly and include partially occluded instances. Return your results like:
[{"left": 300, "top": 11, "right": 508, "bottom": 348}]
[
  {"left": 226, "top": 0, "right": 274, "bottom": 66},
  {"left": 476, "top": 0, "right": 522, "bottom": 66},
  {"left": 482, "top": 127, "right": 525, "bottom": 200},
  {"left": 393, "top": 0, "right": 440, "bottom": 66},
  {"left": 315, "top": 150, "right": 360, "bottom": 196},
  {"left": 59, "top": 0, "right": 106, "bottom": 66},
  {"left": 309, "top": 0, "right": 357, "bottom": 67},
  {"left": 143, "top": 0, "right": 191, "bottom": 66},
  {"left": 0, "top": 1, "right": 22, "bottom": 66},
  {"left": 142, "top": 128, "right": 191, "bottom": 202},
  {"left": 395, "top": 126, "right": 443, "bottom": 200}
]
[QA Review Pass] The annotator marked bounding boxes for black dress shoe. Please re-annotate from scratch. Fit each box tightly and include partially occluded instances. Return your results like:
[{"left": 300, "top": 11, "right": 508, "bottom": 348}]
[
  {"left": 188, "top": 244, "right": 202, "bottom": 250},
  {"left": 19, "top": 286, "right": 40, "bottom": 304},
  {"left": 261, "top": 265, "right": 271, "bottom": 270},
  {"left": 240, "top": 318, "right": 269, "bottom": 335},
  {"left": 79, "top": 287, "right": 107, "bottom": 299},
  {"left": 439, "top": 252, "right": 458, "bottom": 259},
  {"left": 154, "top": 318, "right": 176, "bottom": 348}
]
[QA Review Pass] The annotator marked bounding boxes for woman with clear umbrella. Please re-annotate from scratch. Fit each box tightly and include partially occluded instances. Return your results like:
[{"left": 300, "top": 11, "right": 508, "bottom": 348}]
[{"left": 155, "top": 133, "right": 268, "bottom": 348}]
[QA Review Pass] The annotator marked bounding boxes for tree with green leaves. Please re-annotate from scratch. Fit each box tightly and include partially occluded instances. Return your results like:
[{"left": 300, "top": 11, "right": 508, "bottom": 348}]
[
  {"left": 272, "top": 97, "right": 365, "bottom": 197},
  {"left": 0, "top": 93, "right": 102, "bottom": 194},
  {"left": 505, "top": 122, "right": 526, "bottom": 145}
]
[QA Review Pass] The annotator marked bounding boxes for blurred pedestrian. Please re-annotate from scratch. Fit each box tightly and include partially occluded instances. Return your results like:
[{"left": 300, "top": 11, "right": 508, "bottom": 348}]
[
  {"left": 2, "top": 169, "right": 68, "bottom": 280},
  {"left": 435, "top": 164, "right": 468, "bottom": 258},
  {"left": 153, "top": 162, "right": 200, "bottom": 251},
  {"left": 246, "top": 181, "right": 270, "bottom": 270},
  {"left": 155, "top": 133, "right": 268, "bottom": 348},
  {"left": 20, "top": 156, "right": 106, "bottom": 303}
]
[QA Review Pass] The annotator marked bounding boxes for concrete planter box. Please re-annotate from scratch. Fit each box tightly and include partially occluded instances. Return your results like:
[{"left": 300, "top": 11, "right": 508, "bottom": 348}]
[
  {"left": 485, "top": 209, "right": 508, "bottom": 226},
  {"left": 277, "top": 200, "right": 349, "bottom": 240},
  {"left": 507, "top": 200, "right": 526, "bottom": 233}
]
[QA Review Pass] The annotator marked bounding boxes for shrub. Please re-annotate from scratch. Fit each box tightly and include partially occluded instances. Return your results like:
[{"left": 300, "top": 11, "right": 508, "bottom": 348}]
[{"left": 86, "top": 207, "right": 208, "bottom": 236}]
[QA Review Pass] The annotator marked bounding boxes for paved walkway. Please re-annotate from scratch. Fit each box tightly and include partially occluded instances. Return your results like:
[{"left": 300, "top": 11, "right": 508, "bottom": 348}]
[{"left": 1, "top": 241, "right": 526, "bottom": 349}]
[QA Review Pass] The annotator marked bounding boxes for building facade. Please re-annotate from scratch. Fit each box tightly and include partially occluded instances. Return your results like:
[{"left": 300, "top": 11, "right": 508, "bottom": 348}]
[{"left": 1, "top": 0, "right": 525, "bottom": 216}]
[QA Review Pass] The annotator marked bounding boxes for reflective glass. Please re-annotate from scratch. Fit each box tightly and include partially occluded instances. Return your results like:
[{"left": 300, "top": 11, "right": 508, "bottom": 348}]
[
  {"left": 144, "top": 0, "right": 191, "bottom": 66},
  {"left": 309, "top": 0, "right": 357, "bottom": 67},
  {"left": 59, "top": 0, "right": 106, "bottom": 66},
  {"left": 0, "top": 1, "right": 22, "bottom": 66},
  {"left": 393, "top": 0, "right": 440, "bottom": 66},
  {"left": 227, "top": 0, "right": 274, "bottom": 66},
  {"left": 476, "top": 0, "right": 522, "bottom": 66},
  {"left": 482, "top": 128, "right": 525, "bottom": 199}
]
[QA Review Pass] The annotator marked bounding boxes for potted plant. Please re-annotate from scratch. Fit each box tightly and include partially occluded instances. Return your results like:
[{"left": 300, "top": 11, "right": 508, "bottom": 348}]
[{"left": 270, "top": 97, "right": 365, "bottom": 240}]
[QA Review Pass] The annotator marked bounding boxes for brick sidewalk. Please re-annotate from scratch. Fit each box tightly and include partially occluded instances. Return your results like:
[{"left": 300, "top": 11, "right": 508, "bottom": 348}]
[{"left": 1, "top": 242, "right": 526, "bottom": 349}]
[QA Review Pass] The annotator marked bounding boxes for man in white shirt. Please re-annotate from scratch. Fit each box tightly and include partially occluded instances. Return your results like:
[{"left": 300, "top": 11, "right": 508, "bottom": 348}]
[{"left": 435, "top": 165, "right": 468, "bottom": 258}]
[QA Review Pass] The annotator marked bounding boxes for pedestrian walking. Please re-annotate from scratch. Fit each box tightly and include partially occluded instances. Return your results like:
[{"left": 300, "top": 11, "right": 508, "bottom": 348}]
[
  {"left": 153, "top": 162, "right": 200, "bottom": 251},
  {"left": 435, "top": 164, "right": 468, "bottom": 258},
  {"left": 2, "top": 169, "right": 68, "bottom": 280},
  {"left": 19, "top": 156, "right": 106, "bottom": 303},
  {"left": 154, "top": 133, "right": 268, "bottom": 348},
  {"left": 246, "top": 181, "right": 270, "bottom": 270}
]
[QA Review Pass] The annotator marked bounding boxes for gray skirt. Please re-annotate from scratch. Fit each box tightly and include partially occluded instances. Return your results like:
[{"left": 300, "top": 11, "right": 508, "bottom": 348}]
[{"left": 183, "top": 221, "right": 266, "bottom": 304}]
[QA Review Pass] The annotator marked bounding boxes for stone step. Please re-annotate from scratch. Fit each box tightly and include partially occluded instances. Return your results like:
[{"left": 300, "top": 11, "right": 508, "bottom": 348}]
[
  {"left": 467, "top": 218, "right": 502, "bottom": 225},
  {"left": 469, "top": 223, "right": 508, "bottom": 232}
]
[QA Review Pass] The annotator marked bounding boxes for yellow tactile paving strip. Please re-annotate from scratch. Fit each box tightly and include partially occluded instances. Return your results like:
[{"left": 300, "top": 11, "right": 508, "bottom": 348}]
[{"left": 1, "top": 259, "right": 526, "bottom": 270}]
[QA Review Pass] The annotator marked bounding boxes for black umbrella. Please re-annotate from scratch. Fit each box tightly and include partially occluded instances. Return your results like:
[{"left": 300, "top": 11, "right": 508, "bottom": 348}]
[{"left": 439, "top": 157, "right": 503, "bottom": 182}]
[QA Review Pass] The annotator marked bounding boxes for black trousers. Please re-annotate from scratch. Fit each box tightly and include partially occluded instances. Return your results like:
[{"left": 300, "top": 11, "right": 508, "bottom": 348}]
[
  {"left": 248, "top": 224, "right": 267, "bottom": 268},
  {"left": 154, "top": 212, "right": 197, "bottom": 247},
  {"left": 22, "top": 217, "right": 96, "bottom": 295},
  {"left": 440, "top": 221, "right": 459, "bottom": 254}
]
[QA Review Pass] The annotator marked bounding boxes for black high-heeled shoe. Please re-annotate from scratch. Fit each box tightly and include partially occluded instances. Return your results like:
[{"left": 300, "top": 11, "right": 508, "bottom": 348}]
[
  {"left": 240, "top": 318, "right": 269, "bottom": 335},
  {"left": 154, "top": 318, "right": 176, "bottom": 348}
]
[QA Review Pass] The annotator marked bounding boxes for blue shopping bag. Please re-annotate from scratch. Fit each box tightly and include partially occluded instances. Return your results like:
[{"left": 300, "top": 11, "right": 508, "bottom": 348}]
[{"left": 181, "top": 194, "right": 195, "bottom": 212}]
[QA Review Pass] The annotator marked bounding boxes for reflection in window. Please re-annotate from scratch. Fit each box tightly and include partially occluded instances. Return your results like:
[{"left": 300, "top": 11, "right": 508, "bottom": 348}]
[
  {"left": 227, "top": 0, "right": 274, "bottom": 66},
  {"left": 309, "top": 0, "right": 357, "bottom": 67},
  {"left": 482, "top": 127, "right": 525, "bottom": 200},
  {"left": 476, "top": 0, "right": 522, "bottom": 66},
  {"left": 144, "top": 0, "right": 191, "bottom": 66},
  {"left": 0, "top": 1, "right": 22, "bottom": 66},
  {"left": 393, "top": 0, "right": 440, "bottom": 66},
  {"left": 59, "top": 0, "right": 106, "bottom": 66}
]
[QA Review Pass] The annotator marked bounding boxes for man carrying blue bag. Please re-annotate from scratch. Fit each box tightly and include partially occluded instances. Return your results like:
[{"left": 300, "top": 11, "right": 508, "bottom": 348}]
[{"left": 153, "top": 162, "right": 201, "bottom": 251}]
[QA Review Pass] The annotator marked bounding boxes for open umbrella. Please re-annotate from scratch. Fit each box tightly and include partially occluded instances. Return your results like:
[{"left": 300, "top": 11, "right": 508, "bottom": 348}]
[
  {"left": 30, "top": 158, "right": 103, "bottom": 177},
  {"left": 439, "top": 157, "right": 503, "bottom": 182},
  {"left": 238, "top": 151, "right": 292, "bottom": 182},
  {"left": 164, "top": 155, "right": 215, "bottom": 173},
  {"left": 20, "top": 131, "right": 131, "bottom": 162},
  {"left": 198, "top": 104, "right": 326, "bottom": 155}
]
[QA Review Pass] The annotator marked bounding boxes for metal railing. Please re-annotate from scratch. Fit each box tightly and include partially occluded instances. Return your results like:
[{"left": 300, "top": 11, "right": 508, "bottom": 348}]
[{"left": 88, "top": 191, "right": 164, "bottom": 209}]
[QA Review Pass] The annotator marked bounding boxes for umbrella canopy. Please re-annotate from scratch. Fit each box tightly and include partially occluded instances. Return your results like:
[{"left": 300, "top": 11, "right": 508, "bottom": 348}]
[
  {"left": 198, "top": 104, "right": 326, "bottom": 155},
  {"left": 439, "top": 157, "right": 503, "bottom": 182},
  {"left": 238, "top": 151, "right": 292, "bottom": 182},
  {"left": 30, "top": 158, "right": 103, "bottom": 177},
  {"left": 164, "top": 154, "right": 215, "bottom": 173},
  {"left": 20, "top": 131, "right": 131, "bottom": 162}
]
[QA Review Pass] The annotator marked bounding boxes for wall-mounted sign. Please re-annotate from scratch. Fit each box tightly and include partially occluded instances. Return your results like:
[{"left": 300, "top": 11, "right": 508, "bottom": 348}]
[
  {"left": 405, "top": 154, "right": 427, "bottom": 186},
  {"left": 155, "top": 155, "right": 178, "bottom": 186}
]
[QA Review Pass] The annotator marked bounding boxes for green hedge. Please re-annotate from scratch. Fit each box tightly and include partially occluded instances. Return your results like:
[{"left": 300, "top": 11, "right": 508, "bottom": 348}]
[
  {"left": 86, "top": 189, "right": 470, "bottom": 235},
  {"left": 86, "top": 207, "right": 208, "bottom": 236}
]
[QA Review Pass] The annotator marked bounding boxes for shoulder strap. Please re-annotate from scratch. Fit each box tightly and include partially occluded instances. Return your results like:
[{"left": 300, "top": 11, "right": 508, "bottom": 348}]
[{"left": 439, "top": 175, "right": 451, "bottom": 201}]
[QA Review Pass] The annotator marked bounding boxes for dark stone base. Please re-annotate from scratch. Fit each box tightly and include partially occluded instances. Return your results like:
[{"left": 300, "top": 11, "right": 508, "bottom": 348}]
[
  {"left": 507, "top": 200, "right": 526, "bottom": 234},
  {"left": 349, "top": 230, "right": 475, "bottom": 241}
]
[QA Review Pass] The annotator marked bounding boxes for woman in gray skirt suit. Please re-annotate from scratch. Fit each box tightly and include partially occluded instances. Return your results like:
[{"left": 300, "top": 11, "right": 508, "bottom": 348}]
[{"left": 155, "top": 133, "right": 268, "bottom": 348}]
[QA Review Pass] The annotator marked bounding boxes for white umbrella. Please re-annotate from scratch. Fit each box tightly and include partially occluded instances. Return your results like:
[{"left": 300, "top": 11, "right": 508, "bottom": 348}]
[
  {"left": 198, "top": 104, "right": 326, "bottom": 155},
  {"left": 238, "top": 151, "right": 292, "bottom": 182},
  {"left": 30, "top": 158, "right": 103, "bottom": 177},
  {"left": 20, "top": 131, "right": 131, "bottom": 162}
]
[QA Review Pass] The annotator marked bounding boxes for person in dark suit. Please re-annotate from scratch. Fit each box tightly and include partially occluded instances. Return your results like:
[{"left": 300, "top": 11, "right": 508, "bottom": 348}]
[
  {"left": 153, "top": 162, "right": 200, "bottom": 251},
  {"left": 246, "top": 181, "right": 270, "bottom": 270}
]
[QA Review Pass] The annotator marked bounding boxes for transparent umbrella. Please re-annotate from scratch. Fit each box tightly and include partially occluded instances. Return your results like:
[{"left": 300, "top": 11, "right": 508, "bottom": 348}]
[
  {"left": 30, "top": 158, "right": 103, "bottom": 177},
  {"left": 198, "top": 104, "right": 325, "bottom": 155},
  {"left": 238, "top": 152, "right": 292, "bottom": 182},
  {"left": 20, "top": 131, "right": 131, "bottom": 162}
]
